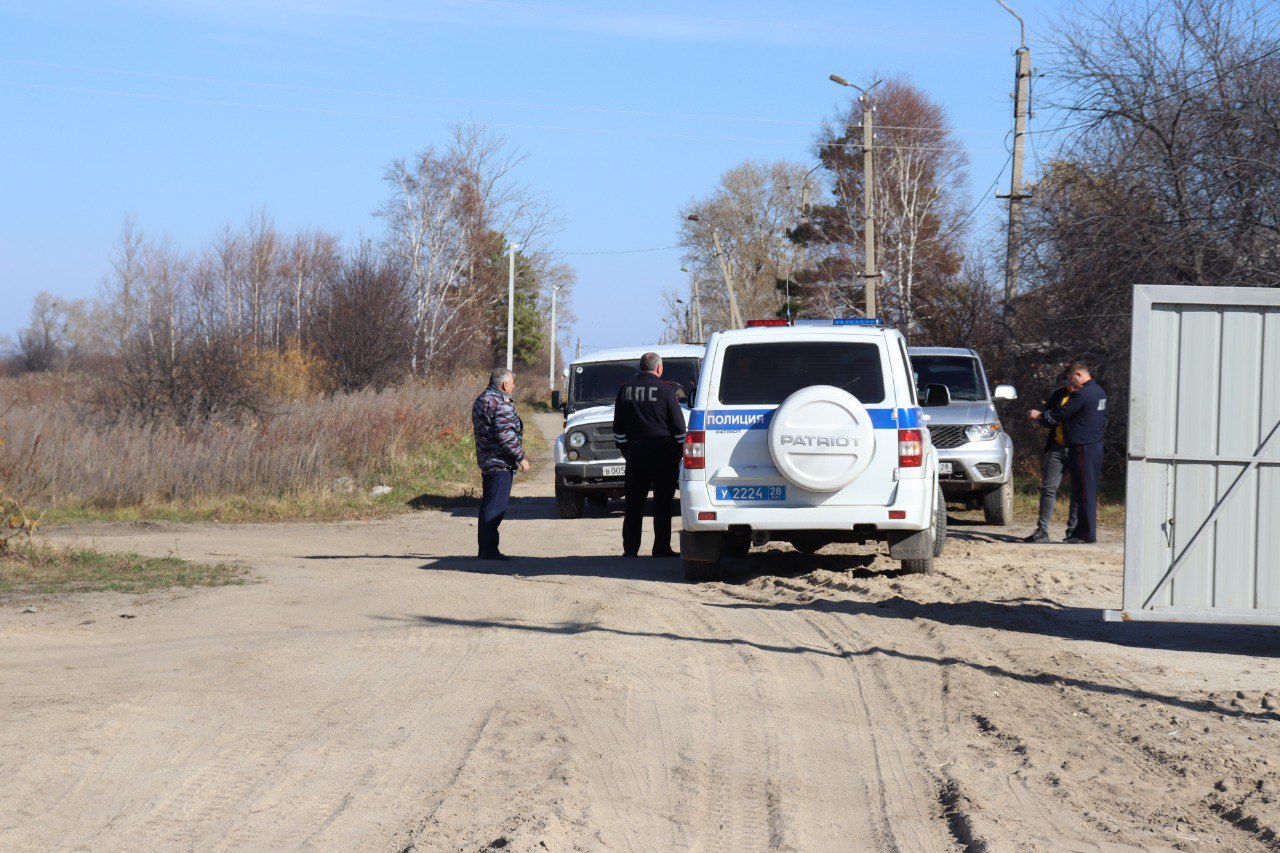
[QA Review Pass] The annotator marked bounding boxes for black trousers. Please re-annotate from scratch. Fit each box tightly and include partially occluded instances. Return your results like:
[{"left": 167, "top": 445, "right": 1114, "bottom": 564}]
[
  {"left": 478, "top": 469, "right": 514, "bottom": 556},
  {"left": 1067, "top": 442, "right": 1104, "bottom": 543},
  {"left": 622, "top": 439, "right": 680, "bottom": 555}
]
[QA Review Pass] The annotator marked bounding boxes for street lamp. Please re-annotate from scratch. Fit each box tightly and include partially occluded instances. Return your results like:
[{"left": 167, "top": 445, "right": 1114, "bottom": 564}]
[
  {"left": 679, "top": 265, "right": 704, "bottom": 341},
  {"left": 829, "top": 74, "right": 882, "bottom": 319},
  {"left": 686, "top": 214, "right": 744, "bottom": 329},
  {"left": 674, "top": 297, "right": 692, "bottom": 343},
  {"left": 781, "top": 162, "right": 825, "bottom": 322}
]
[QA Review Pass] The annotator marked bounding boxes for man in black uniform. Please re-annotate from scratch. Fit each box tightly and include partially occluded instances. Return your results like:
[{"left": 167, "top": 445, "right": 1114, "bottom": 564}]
[
  {"left": 613, "top": 352, "right": 686, "bottom": 557},
  {"left": 1030, "top": 361, "right": 1107, "bottom": 543}
]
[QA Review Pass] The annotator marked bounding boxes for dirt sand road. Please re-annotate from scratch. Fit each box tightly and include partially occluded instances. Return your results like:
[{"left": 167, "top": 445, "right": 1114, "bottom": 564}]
[{"left": 3, "top": 412, "right": 1278, "bottom": 852}]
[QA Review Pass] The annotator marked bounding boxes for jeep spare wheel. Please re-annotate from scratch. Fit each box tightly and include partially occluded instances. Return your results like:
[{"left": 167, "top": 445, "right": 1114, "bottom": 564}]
[{"left": 767, "top": 385, "right": 876, "bottom": 493}]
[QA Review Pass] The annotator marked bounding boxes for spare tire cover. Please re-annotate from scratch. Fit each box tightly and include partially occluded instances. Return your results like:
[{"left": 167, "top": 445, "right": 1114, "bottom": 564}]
[{"left": 767, "top": 385, "right": 876, "bottom": 493}]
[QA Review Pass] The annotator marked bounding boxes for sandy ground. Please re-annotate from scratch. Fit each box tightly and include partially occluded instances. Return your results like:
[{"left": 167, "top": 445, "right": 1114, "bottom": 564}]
[{"left": 3, "top": 412, "right": 1279, "bottom": 852}]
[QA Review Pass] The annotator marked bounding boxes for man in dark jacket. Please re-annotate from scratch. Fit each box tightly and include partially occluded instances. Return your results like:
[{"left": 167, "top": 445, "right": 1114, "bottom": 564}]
[
  {"left": 1031, "top": 361, "right": 1107, "bottom": 543},
  {"left": 1023, "top": 371, "right": 1080, "bottom": 543},
  {"left": 613, "top": 352, "right": 686, "bottom": 557},
  {"left": 472, "top": 368, "right": 529, "bottom": 560}
]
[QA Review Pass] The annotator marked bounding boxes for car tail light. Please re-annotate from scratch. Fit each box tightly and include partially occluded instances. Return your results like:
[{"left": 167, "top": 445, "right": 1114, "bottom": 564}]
[
  {"left": 684, "top": 430, "right": 706, "bottom": 469},
  {"left": 898, "top": 429, "right": 923, "bottom": 468},
  {"left": 698, "top": 511, "right": 717, "bottom": 521},
  {"left": 889, "top": 510, "right": 906, "bottom": 519}
]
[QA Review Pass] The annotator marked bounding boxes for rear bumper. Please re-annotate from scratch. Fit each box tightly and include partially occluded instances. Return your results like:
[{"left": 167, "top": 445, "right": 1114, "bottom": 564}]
[
  {"left": 679, "top": 475, "right": 933, "bottom": 533},
  {"left": 555, "top": 462, "right": 625, "bottom": 492}
]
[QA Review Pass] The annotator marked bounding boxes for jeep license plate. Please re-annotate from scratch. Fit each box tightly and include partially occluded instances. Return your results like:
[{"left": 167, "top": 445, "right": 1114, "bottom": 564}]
[
  {"left": 716, "top": 485, "right": 786, "bottom": 502},
  {"left": 938, "top": 462, "right": 953, "bottom": 475},
  {"left": 602, "top": 465, "right": 625, "bottom": 477}
]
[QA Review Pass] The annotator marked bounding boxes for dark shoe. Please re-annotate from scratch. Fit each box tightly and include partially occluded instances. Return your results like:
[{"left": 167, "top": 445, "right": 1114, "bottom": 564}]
[
  {"left": 652, "top": 548, "right": 678, "bottom": 558},
  {"left": 622, "top": 551, "right": 639, "bottom": 558},
  {"left": 1022, "top": 531, "right": 1049, "bottom": 543},
  {"left": 1063, "top": 537, "right": 1094, "bottom": 545},
  {"left": 1064, "top": 528, "right": 1077, "bottom": 540},
  {"left": 478, "top": 552, "right": 511, "bottom": 561}
]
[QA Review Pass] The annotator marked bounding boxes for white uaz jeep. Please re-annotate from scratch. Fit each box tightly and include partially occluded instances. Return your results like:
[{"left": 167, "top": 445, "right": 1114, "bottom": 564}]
[
  {"left": 679, "top": 319, "right": 944, "bottom": 582},
  {"left": 552, "top": 344, "right": 703, "bottom": 519}
]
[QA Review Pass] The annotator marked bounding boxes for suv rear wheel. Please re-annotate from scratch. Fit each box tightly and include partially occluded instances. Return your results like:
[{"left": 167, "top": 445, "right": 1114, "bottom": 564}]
[
  {"left": 556, "top": 488, "right": 585, "bottom": 519},
  {"left": 983, "top": 480, "right": 1013, "bottom": 526},
  {"left": 723, "top": 532, "right": 751, "bottom": 559},
  {"left": 901, "top": 555, "right": 935, "bottom": 574},
  {"left": 684, "top": 559, "right": 721, "bottom": 583}
]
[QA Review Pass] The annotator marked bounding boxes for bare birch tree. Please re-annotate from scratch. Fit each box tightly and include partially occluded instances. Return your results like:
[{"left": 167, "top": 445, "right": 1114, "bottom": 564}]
[
  {"left": 378, "top": 124, "right": 558, "bottom": 375},
  {"left": 678, "top": 160, "right": 810, "bottom": 328}
]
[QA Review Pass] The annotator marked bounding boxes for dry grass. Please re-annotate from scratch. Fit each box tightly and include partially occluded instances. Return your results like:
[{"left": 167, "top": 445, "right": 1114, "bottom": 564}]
[
  {"left": 1011, "top": 473, "right": 1126, "bottom": 529},
  {"left": 0, "top": 545, "right": 247, "bottom": 595},
  {"left": 0, "top": 374, "right": 486, "bottom": 522}
]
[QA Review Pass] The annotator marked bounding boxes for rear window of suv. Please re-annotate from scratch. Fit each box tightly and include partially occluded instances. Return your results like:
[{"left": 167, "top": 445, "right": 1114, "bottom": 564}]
[{"left": 717, "top": 341, "right": 886, "bottom": 405}]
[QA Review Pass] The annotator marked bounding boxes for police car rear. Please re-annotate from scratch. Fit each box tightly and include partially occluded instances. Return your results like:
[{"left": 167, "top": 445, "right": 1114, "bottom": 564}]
[{"left": 679, "top": 319, "right": 944, "bottom": 582}]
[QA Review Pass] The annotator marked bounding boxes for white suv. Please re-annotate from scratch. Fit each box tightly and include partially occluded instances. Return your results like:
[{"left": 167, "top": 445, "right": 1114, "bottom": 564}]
[
  {"left": 679, "top": 319, "right": 944, "bottom": 582},
  {"left": 552, "top": 344, "right": 703, "bottom": 518}
]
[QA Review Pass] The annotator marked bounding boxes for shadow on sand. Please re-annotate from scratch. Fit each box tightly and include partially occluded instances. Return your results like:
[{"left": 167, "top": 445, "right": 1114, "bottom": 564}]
[{"left": 375, "top": 608, "right": 1279, "bottom": 723}]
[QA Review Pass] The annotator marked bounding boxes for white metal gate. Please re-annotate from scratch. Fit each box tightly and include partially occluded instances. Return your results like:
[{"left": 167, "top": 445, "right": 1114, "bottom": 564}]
[{"left": 1107, "top": 285, "right": 1280, "bottom": 626}]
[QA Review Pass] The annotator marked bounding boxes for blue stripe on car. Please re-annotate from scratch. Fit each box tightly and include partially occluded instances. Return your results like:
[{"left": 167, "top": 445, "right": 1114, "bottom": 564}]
[{"left": 690, "top": 406, "right": 921, "bottom": 431}]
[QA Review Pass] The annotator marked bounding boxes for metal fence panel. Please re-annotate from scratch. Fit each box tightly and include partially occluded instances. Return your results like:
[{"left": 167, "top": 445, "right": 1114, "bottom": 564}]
[{"left": 1109, "top": 285, "right": 1280, "bottom": 626}]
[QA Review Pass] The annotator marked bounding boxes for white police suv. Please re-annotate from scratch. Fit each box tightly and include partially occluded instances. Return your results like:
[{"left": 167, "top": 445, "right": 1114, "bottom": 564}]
[
  {"left": 679, "top": 319, "right": 944, "bottom": 582},
  {"left": 552, "top": 344, "right": 703, "bottom": 518}
]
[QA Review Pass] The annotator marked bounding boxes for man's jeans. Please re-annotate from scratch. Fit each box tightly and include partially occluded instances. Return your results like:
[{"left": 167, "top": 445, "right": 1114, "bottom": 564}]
[
  {"left": 478, "top": 469, "right": 514, "bottom": 557},
  {"left": 1035, "top": 444, "right": 1078, "bottom": 538}
]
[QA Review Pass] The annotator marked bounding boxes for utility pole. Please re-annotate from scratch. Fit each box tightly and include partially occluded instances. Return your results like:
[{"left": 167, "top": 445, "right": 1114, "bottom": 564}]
[
  {"left": 686, "top": 215, "right": 745, "bottom": 329},
  {"left": 830, "top": 75, "right": 883, "bottom": 319},
  {"left": 548, "top": 283, "right": 561, "bottom": 392},
  {"left": 860, "top": 95, "right": 878, "bottom": 319},
  {"left": 998, "top": 0, "right": 1031, "bottom": 315},
  {"left": 709, "top": 228, "right": 745, "bottom": 328},
  {"left": 506, "top": 242, "right": 520, "bottom": 370}
]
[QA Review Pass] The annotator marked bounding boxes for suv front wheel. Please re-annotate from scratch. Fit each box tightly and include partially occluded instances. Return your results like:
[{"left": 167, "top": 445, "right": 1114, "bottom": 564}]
[
  {"left": 932, "top": 485, "right": 947, "bottom": 558},
  {"left": 983, "top": 480, "right": 1014, "bottom": 526},
  {"left": 556, "top": 487, "right": 585, "bottom": 519}
]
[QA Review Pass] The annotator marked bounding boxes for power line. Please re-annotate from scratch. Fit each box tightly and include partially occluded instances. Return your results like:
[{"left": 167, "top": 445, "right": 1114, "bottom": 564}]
[
  {"left": 1027, "top": 39, "right": 1280, "bottom": 135},
  {"left": 1, "top": 80, "right": 1010, "bottom": 152},
  {"left": 454, "top": 0, "right": 1016, "bottom": 42},
  {"left": 553, "top": 245, "right": 681, "bottom": 256},
  {"left": 955, "top": 152, "right": 1015, "bottom": 237},
  {"left": 0, "top": 58, "right": 1013, "bottom": 136},
  {"left": 0, "top": 58, "right": 819, "bottom": 128}
]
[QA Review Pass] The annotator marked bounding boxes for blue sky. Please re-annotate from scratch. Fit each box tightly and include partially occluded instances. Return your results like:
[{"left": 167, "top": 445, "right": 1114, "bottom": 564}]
[{"left": 1, "top": 0, "right": 1068, "bottom": 354}]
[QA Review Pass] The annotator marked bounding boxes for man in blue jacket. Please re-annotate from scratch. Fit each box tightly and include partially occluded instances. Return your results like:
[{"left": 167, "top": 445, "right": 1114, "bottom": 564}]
[
  {"left": 472, "top": 368, "right": 529, "bottom": 560},
  {"left": 1030, "top": 361, "right": 1107, "bottom": 543}
]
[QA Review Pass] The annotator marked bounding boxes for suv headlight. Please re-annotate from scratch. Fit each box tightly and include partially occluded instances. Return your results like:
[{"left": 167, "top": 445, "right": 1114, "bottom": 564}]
[
  {"left": 568, "top": 431, "right": 587, "bottom": 448},
  {"left": 965, "top": 423, "right": 1002, "bottom": 442}
]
